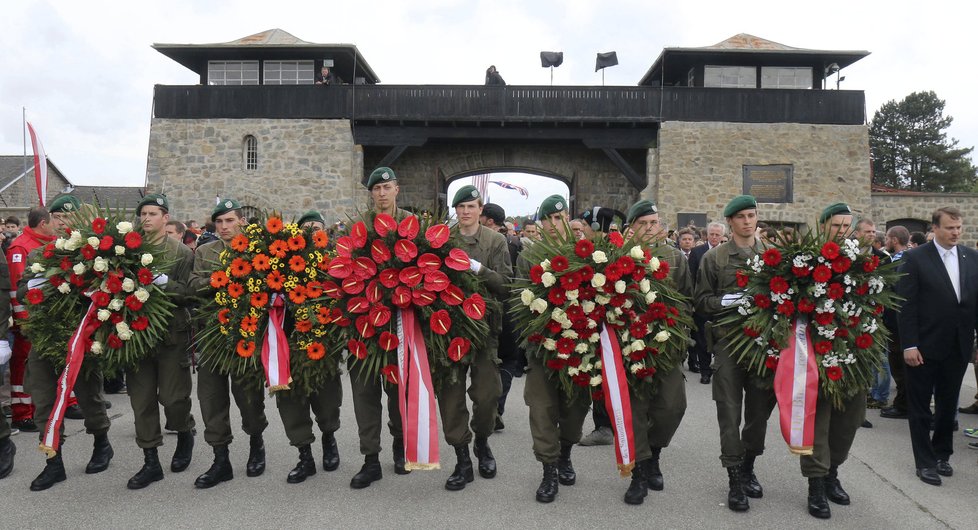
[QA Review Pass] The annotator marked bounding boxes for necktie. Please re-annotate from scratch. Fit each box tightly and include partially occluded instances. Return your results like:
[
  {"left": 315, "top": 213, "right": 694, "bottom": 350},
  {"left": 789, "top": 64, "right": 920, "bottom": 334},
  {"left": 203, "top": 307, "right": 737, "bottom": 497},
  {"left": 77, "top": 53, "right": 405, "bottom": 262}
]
[{"left": 943, "top": 248, "right": 961, "bottom": 302}]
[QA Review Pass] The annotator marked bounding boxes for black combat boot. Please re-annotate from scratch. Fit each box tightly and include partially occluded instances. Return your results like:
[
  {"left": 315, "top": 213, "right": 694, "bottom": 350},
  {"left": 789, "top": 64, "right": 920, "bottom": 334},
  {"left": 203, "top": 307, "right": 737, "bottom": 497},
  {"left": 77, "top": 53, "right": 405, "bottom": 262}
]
[
  {"left": 85, "top": 433, "right": 113, "bottom": 474},
  {"left": 350, "top": 453, "right": 382, "bottom": 489},
  {"left": 287, "top": 444, "right": 317, "bottom": 484},
  {"left": 473, "top": 436, "right": 496, "bottom": 479},
  {"left": 194, "top": 445, "right": 233, "bottom": 488},
  {"left": 825, "top": 465, "right": 850, "bottom": 505},
  {"left": 30, "top": 452, "right": 66, "bottom": 491},
  {"left": 0, "top": 437, "right": 15, "bottom": 479},
  {"left": 445, "top": 444, "right": 475, "bottom": 491},
  {"left": 392, "top": 437, "right": 410, "bottom": 475},
  {"left": 740, "top": 452, "right": 763, "bottom": 498},
  {"left": 624, "top": 460, "right": 649, "bottom": 505},
  {"left": 807, "top": 477, "right": 831, "bottom": 519},
  {"left": 246, "top": 434, "right": 265, "bottom": 477},
  {"left": 322, "top": 432, "right": 339, "bottom": 471},
  {"left": 556, "top": 442, "right": 576, "bottom": 485},
  {"left": 127, "top": 447, "right": 164, "bottom": 489},
  {"left": 726, "top": 465, "right": 750, "bottom": 512},
  {"left": 536, "top": 463, "right": 559, "bottom": 503},
  {"left": 647, "top": 447, "right": 664, "bottom": 491},
  {"left": 171, "top": 430, "right": 194, "bottom": 472}
]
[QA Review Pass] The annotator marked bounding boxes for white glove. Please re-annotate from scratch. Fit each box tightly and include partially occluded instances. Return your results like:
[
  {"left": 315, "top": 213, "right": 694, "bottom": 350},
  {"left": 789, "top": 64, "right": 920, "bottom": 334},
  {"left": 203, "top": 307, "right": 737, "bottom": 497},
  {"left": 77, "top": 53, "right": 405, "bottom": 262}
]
[
  {"left": 153, "top": 273, "right": 169, "bottom": 286},
  {"left": 0, "top": 341, "right": 11, "bottom": 365},
  {"left": 469, "top": 259, "right": 482, "bottom": 274},
  {"left": 27, "top": 278, "right": 48, "bottom": 289},
  {"left": 721, "top": 292, "right": 745, "bottom": 307}
]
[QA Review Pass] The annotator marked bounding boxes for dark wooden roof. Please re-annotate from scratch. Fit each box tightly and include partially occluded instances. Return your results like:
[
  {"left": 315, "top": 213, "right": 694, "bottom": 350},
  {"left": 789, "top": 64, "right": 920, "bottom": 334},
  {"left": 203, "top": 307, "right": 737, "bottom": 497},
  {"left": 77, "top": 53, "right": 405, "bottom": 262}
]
[
  {"left": 153, "top": 28, "right": 380, "bottom": 85},
  {"left": 0, "top": 155, "right": 71, "bottom": 193},
  {"left": 638, "top": 33, "right": 869, "bottom": 86}
]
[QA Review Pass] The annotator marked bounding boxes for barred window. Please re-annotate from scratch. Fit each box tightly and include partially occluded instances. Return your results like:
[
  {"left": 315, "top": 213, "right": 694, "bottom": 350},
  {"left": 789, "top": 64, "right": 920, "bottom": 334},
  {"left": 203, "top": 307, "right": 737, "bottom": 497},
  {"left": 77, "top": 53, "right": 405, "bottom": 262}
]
[
  {"left": 761, "top": 67, "right": 813, "bottom": 89},
  {"left": 264, "top": 60, "right": 315, "bottom": 85},
  {"left": 703, "top": 66, "right": 756, "bottom": 88},
  {"left": 244, "top": 135, "right": 258, "bottom": 170},
  {"left": 207, "top": 61, "right": 259, "bottom": 85}
]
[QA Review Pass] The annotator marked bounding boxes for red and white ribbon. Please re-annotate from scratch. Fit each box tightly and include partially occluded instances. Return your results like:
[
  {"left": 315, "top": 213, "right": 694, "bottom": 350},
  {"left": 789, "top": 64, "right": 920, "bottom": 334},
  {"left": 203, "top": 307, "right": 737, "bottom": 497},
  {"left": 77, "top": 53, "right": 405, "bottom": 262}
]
[
  {"left": 774, "top": 316, "right": 818, "bottom": 455},
  {"left": 396, "top": 309, "right": 440, "bottom": 470},
  {"left": 599, "top": 324, "right": 636, "bottom": 476},
  {"left": 260, "top": 293, "right": 292, "bottom": 393},
  {"left": 41, "top": 302, "right": 99, "bottom": 456}
]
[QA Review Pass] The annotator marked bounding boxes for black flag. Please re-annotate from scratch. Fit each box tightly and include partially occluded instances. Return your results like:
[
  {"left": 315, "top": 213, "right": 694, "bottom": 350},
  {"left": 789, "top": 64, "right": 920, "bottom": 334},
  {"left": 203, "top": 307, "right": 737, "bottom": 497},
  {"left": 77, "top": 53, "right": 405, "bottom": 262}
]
[
  {"left": 595, "top": 51, "right": 618, "bottom": 72},
  {"left": 540, "top": 51, "right": 564, "bottom": 68}
]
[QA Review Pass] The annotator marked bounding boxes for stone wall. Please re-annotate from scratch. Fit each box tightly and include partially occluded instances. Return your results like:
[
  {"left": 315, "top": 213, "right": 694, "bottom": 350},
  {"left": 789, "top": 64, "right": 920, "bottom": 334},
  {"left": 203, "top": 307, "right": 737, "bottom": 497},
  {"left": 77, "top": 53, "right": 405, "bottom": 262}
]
[
  {"left": 145, "top": 119, "right": 363, "bottom": 225},
  {"left": 366, "top": 143, "right": 640, "bottom": 217},
  {"left": 644, "top": 122, "right": 871, "bottom": 231},
  {"left": 0, "top": 164, "right": 72, "bottom": 221},
  {"left": 871, "top": 192, "right": 978, "bottom": 242}
]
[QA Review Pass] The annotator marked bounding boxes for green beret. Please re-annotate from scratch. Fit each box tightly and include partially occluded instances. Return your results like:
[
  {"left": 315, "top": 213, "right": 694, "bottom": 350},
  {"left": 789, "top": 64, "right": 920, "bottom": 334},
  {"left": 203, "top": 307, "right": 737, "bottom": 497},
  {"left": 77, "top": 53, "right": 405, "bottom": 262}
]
[
  {"left": 538, "top": 194, "right": 567, "bottom": 219},
  {"left": 211, "top": 198, "right": 242, "bottom": 222},
  {"left": 723, "top": 195, "right": 758, "bottom": 217},
  {"left": 626, "top": 200, "right": 658, "bottom": 224},
  {"left": 136, "top": 193, "right": 169, "bottom": 216},
  {"left": 481, "top": 203, "right": 506, "bottom": 225},
  {"left": 48, "top": 195, "right": 81, "bottom": 214},
  {"left": 452, "top": 185, "right": 481, "bottom": 207},
  {"left": 297, "top": 210, "right": 325, "bottom": 227},
  {"left": 366, "top": 166, "right": 397, "bottom": 190},
  {"left": 819, "top": 202, "right": 852, "bottom": 224}
]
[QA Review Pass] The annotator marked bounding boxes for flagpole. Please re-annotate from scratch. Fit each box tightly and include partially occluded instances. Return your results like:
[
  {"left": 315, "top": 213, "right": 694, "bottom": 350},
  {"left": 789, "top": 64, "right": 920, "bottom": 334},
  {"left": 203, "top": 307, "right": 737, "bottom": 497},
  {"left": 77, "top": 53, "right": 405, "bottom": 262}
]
[{"left": 22, "top": 107, "right": 27, "bottom": 176}]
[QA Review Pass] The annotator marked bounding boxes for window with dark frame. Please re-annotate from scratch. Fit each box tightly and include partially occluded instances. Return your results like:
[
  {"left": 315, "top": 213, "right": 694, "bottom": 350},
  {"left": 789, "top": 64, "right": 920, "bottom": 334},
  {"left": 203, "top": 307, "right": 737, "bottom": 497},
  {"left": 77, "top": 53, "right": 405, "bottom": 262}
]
[{"left": 244, "top": 135, "right": 258, "bottom": 170}]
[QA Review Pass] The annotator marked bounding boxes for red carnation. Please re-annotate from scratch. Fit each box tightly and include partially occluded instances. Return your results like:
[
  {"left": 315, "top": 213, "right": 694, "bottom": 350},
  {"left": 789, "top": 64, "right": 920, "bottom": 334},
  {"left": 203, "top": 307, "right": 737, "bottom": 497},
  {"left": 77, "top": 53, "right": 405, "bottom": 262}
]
[
  {"left": 815, "top": 341, "right": 832, "bottom": 355},
  {"left": 528, "top": 333, "right": 544, "bottom": 344},
  {"left": 91, "top": 291, "right": 111, "bottom": 307},
  {"left": 765, "top": 355, "right": 779, "bottom": 371},
  {"left": 551, "top": 255, "right": 569, "bottom": 272},
  {"left": 826, "top": 366, "right": 843, "bottom": 381},
  {"left": 855, "top": 283, "right": 869, "bottom": 296},
  {"left": 138, "top": 268, "right": 154, "bottom": 285},
  {"left": 769, "top": 276, "right": 789, "bottom": 295},
  {"left": 754, "top": 294, "right": 771, "bottom": 309},
  {"left": 762, "top": 248, "right": 782, "bottom": 267},
  {"left": 125, "top": 295, "right": 144, "bottom": 311},
  {"left": 821, "top": 241, "right": 841, "bottom": 260},
  {"left": 814, "top": 311, "right": 834, "bottom": 326},
  {"left": 131, "top": 316, "right": 149, "bottom": 331},
  {"left": 91, "top": 217, "right": 107, "bottom": 234},
  {"left": 831, "top": 256, "right": 852, "bottom": 274},
  {"left": 855, "top": 333, "right": 873, "bottom": 349},
  {"left": 81, "top": 245, "right": 97, "bottom": 260},
  {"left": 607, "top": 231, "right": 624, "bottom": 248},
  {"left": 791, "top": 266, "right": 810, "bottom": 278},
  {"left": 572, "top": 373, "right": 591, "bottom": 387},
  {"left": 110, "top": 312, "right": 124, "bottom": 324},
  {"left": 548, "top": 288, "right": 567, "bottom": 306},
  {"left": 835, "top": 327, "right": 849, "bottom": 338},
  {"left": 812, "top": 265, "right": 832, "bottom": 283},
  {"left": 567, "top": 356, "right": 582, "bottom": 367},
  {"left": 107, "top": 334, "right": 123, "bottom": 349},
  {"left": 652, "top": 260, "right": 670, "bottom": 280},
  {"left": 863, "top": 255, "right": 880, "bottom": 273},
  {"left": 529, "top": 265, "right": 545, "bottom": 284},
  {"left": 827, "top": 282, "right": 845, "bottom": 300},
  {"left": 556, "top": 338, "right": 576, "bottom": 355},
  {"left": 546, "top": 358, "right": 566, "bottom": 371},
  {"left": 124, "top": 231, "right": 142, "bottom": 249},
  {"left": 736, "top": 270, "right": 749, "bottom": 288},
  {"left": 106, "top": 276, "right": 123, "bottom": 294},
  {"left": 776, "top": 300, "right": 795, "bottom": 316},
  {"left": 797, "top": 298, "right": 815, "bottom": 313},
  {"left": 43, "top": 243, "right": 55, "bottom": 258},
  {"left": 26, "top": 288, "right": 44, "bottom": 305},
  {"left": 575, "top": 239, "right": 594, "bottom": 258},
  {"left": 99, "top": 235, "right": 114, "bottom": 251}
]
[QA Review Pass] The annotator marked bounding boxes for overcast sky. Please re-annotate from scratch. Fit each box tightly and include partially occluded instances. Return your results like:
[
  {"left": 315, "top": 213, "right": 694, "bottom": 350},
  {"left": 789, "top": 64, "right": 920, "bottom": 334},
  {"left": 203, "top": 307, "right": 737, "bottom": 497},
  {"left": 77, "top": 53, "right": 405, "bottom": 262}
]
[{"left": 2, "top": 0, "right": 975, "bottom": 197}]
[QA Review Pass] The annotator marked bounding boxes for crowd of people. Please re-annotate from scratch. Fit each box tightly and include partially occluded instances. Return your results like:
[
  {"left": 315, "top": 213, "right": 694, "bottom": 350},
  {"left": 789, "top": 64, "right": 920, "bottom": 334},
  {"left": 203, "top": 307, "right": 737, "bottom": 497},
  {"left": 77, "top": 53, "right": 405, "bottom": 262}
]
[{"left": 0, "top": 170, "right": 976, "bottom": 521}]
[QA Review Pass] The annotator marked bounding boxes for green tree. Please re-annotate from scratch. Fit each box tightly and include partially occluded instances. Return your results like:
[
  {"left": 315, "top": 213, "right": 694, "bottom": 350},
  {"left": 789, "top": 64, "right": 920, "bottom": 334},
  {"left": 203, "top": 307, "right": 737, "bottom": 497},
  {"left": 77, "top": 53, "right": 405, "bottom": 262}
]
[{"left": 869, "top": 91, "right": 976, "bottom": 192}]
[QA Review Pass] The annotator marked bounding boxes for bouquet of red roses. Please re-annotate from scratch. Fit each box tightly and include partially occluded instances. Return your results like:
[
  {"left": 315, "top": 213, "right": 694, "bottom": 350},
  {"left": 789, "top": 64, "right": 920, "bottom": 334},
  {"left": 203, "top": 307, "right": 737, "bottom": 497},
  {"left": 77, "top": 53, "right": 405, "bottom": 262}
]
[
  {"left": 321, "top": 212, "right": 492, "bottom": 388},
  {"left": 196, "top": 215, "right": 344, "bottom": 394},
  {"left": 719, "top": 230, "right": 901, "bottom": 408},
  {"left": 511, "top": 230, "right": 692, "bottom": 400}
]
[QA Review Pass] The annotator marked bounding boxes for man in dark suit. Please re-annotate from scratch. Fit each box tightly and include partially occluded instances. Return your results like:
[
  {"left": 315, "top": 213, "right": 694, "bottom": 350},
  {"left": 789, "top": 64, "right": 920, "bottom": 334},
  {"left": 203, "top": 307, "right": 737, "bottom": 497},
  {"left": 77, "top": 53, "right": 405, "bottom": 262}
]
[
  {"left": 897, "top": 206, "right": 978, "bottom": 486},
  {"left": 688, "top": 222, "right": 726, "bottom": 383}
]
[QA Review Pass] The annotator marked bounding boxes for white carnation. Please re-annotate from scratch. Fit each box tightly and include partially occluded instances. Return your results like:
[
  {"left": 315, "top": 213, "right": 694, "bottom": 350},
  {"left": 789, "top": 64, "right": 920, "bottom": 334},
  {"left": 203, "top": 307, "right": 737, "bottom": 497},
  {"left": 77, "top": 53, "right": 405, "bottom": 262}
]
[
  {"left": 631, "top": 339, "right": 646, "bottom": 351},
  {"left": 654, "top": 330, "right": 670, "bottom": 342},
  {"left": 543, "top": 338, "right": 557, "bottom": 351},
  {"left": 592, "top": 251, "right": 608, "bottom": 264},
  {"left": 645, "top": 291, "right": 658, "bottom": 304},
  {"left": 581, "top": 301, "right": 595, "bottom": 313},
  {"left": 567, "top": 366, "right": 580, "bottom": 376},
  {"left": 629, "top": 246, "right": 645, "bottom": 259},
  {"left": 589, "top": 375, "right": 603, "bottom": 386},
  {"left": 520, "top": 289, "right": 535, "bottom": 306},
  {"left": 57, "top": 283, "right": 71, "bottom": 294},
  {"left": 630, "top": 363, "right": 643, "bottom": 374},
  {"left": 591, "top": 273, "right": 607, "bottom": 288},
  {"left": 541, "top": 259, "right": 551, "bottom": 271},
  {"left": 639, "top": 278, "right": 651, "bottom": 293},
  {"left": 109, "top": 299, "right": 124, "bottom": 311},
  {"left": 614, "top": 280, "right": 626, "bottom": 294},
  {"left": 92, "top": 257, "right": 108, "bottom": 272},
  {"left": 87, "top": 236, "right": 100, "bottom": 248},
  {"left": 90, "top": 341, "right": 104, "bottom": 354},
  {"left": 118, "top": 329, "right": 133, "bottom": 341},
  {"left": 589, "top": 332, "right": 600, "bottom": 343},
  {"left": 30, "top": 262, "right": 45, "bottom": 273},
  {"left": 116, "top": 221, "right": 133, "bottom": 234},
  {"left": 541, "top": 272, "right": 556, "bottom": 287},
  {"left": 566, "top": 289, "right": 579, "bottom": 301},
  {"left": 72, "top": 262, "right": 87, "bottom": 275},
  {"left": 529, "top": 298, "right": 548, "bottom": 314},
  {"left": 134, "top": 288, "right": 150, "bottom": 303},
  {"left": 115, "top": 245, "right": 126, "bottom": 256},
  {"left": 141, "top": 253, "right": 153, "bottom": 266},
  {"left": 97, "top": 309, "right": 111, "bottom": 321},
  {"left": 55, "top": 238, "right": 66, "bottom": 250},
  {"left": 122, "top": 278, "right": 136, "bottom": 292},
  {"left": 115, "top": 322, "right": 130, "bottom": 335},
  {"left": 574, "top": 342, "right": 589, "bottom": 353},
  {"left": 561, "top": 329, "right": 579, "bottom": 340},
  {"left": 649, "top": 257, "right": 660, "bottom": 271},
  {"left": 595, "top": 294, "right": 611, "bottom": 305}
]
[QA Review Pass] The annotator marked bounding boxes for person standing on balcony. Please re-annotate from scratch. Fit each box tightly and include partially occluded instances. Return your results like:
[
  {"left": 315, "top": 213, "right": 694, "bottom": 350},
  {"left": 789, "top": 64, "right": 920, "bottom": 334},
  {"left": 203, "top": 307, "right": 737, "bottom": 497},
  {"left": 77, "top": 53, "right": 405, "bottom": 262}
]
[{"left": 485, "top": 65, "right": 506, "bottom": 86}]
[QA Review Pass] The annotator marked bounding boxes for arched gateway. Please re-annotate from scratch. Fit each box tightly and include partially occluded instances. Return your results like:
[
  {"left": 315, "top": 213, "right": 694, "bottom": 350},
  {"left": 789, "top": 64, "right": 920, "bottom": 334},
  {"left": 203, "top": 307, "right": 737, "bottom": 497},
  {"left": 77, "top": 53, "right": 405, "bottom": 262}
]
[{"left": 148, "top": 29, "right": 882, "bottom": 232}]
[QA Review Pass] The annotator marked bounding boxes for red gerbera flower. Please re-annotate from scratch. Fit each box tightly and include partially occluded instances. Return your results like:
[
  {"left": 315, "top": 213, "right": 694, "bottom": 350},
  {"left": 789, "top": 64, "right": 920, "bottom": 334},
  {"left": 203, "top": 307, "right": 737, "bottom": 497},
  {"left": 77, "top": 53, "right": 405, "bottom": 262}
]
[
  {"left": 826, "top": 366, "right": 843, "bottom": 381},
  {"left": 556, "top": 338, "right": 576, "bottom": 355},
  {"left": 91, "top": 217, "right": 107, "bottom": 234},
  {"left": 575, "top": 239, "right": 594, "bottom": 258},
  {"left": 140, "top": 268, "right": 156, "bottom": 285},
  {"left": 831, "top": 256, "right": 852, "bottom": 274},
  {"left": 25, "top": 288, "right": 44, "bottom": 305},
  {"left": 736, "top": 270, "right": 749, "bottom": 288},
  {"left": 762, "top": 248, "right": 782, "bottom": 267},
  {"left": 769, "top": 276, "right": 789, "bottom": 294},
  {"left": 821, "top": 241, "right": 840, "bottom": 260},
  {"left": 124, "top": 231, "right": 142, "bottom": 249},
  {"left": 815, "top": 341, "right": 832, "bottom": 355},
  {"left": 607, "top": 231, "right": 624, "bottom": 248},
  {"left": 551, "top": 255, "right": 569, "bottom": 272},
  {"left": 855, "top": 333, "right": 873, "bottom": 349}
]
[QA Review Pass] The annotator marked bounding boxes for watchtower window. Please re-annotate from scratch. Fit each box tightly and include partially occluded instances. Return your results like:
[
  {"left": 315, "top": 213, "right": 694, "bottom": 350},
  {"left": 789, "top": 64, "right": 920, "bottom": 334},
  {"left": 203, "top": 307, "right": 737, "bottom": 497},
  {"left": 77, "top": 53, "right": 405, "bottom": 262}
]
[
  {"left": 704, "top": 66, "right": 756, "bottom": 88},
  {"left": 264, "top": 60, "right": 315, "bottom": 85},
  {"left": 761, "top": 67, "right": 813, "bottom": 89},
  {"left": 244, "top": 135, "right": 258, "bottom": 170},
  {"left": 208, "top": 61, "right": 259, "bottom": 85}
]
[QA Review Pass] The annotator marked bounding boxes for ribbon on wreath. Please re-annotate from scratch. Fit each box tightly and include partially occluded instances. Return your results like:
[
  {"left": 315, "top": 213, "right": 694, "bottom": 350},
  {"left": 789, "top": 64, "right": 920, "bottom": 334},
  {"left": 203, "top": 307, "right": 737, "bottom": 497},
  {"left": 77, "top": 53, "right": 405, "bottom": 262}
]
[
  {"left": 598, "top": 324, "right": 636, "bottom": 476},
  {"left": 41, "top": 301, "right": 100, "bottom": 456},
  {"left": 396, "top": 308, "right": 440, "bottom": 470},
  {"left": 260, "top": 293, "right": 292, "bottom": 393},
  {"left": 773, "top": 316, "right": 818, "bottom": 455}
]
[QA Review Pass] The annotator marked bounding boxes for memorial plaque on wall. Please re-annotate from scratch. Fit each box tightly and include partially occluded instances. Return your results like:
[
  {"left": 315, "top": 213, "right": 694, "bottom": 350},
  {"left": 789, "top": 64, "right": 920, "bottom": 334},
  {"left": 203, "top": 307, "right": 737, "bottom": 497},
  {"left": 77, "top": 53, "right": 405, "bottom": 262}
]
[
  {"left": 677, "top": 213, "right": 708, "bottom": 229},
  {"left": 743, "top": 164, "right": 793, "bottom": 203}
]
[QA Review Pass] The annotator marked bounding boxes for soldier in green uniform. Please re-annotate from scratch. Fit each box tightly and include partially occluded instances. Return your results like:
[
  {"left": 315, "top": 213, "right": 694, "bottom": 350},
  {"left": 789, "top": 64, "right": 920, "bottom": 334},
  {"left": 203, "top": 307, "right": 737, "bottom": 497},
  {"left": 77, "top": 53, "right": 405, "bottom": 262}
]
[
  {"left": 24, "top": 195, "right": 114, "bottom": 491},
  {"left": 694, "top": 195, "right": 776, "bottom": 512},
  {"left": 520, "top": 194, "right": 592, "bottom": 503},
  {"left": 190, "top": 199, "right": 268, "bottom": 488},
  {"left": 620, "top": 200, "right": 694, "bottom": 505},
  {"left": 275, "top": 210, "right": 343, "bottom": 484},
  {"left": 0, "top": 247, "right": 15, "bottom": 480},
  {"left": 124, "top": 194, "right": 197, "bottom": 489},
  {"left": 349, "top": 167, "right": 410, "bottom": 489},
  {"left": 802, "top": 203, "right": 868, "bottom": 519},
  {"left": 437, "top": 185, "right": 511, "bottom": 491}
]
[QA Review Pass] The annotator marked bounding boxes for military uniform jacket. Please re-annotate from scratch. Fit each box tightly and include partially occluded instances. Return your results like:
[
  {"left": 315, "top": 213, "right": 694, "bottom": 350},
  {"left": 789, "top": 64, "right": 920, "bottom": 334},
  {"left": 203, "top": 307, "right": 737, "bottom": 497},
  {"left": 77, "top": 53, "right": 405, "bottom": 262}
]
[
  {"left": 155, "top": 236, "right": 195, "bottom": 346},
  {"left": 190, "top": 239, "right": 227, "bottom": 295},
  {"left": 454, "top": 224, "right": 513, "bottom": 299},
  {"left": 694, "top": 238, "right": 765, "bottom": 335}
]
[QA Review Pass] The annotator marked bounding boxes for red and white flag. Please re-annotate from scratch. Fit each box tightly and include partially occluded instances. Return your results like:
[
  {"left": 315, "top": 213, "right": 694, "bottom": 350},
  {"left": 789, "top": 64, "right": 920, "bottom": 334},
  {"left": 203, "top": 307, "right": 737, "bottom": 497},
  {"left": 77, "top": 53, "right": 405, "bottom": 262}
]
[
  {"left": 260, "top": 293, "right": 292, "bottom": 393},
  {"left": 599, "top": 324, "right": 636, "bottom": 476},
  {"left": 396, "top": 308, "right": 440, "bottom": 470},
  {"left": 26, "top": 121, "right": 48, "bottom": 207},
  {"left": 773, "top": 317, "right": 818, "bottom": 455}
]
